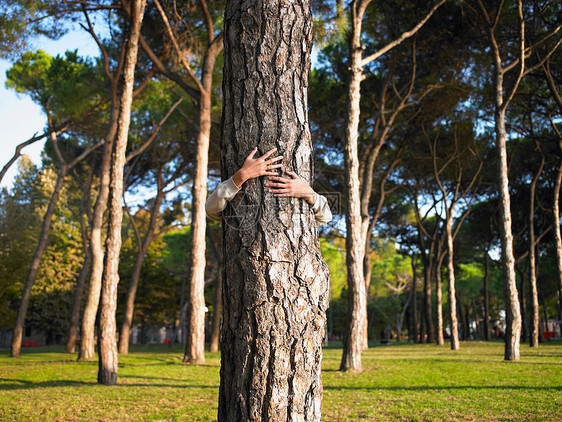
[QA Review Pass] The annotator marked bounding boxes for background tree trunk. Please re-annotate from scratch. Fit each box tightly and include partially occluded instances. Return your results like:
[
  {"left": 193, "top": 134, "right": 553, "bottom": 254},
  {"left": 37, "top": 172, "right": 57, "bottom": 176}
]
[
  {"left": 79, "top": 86, "right": 120, "bottom": 362},
  {"left": 66, "top": 169, "right": 94, "bottom": 353},
  {"left": 483, "top": 246, "right": 491, "bottom": 341},
  {"left": 528, "top": 152, "right": 545, "bottom": 347},
  {"left": 218, "top": 1, "right": 329, "bottom": 419},
  {"left": 435, "top": 245, "right": 445, "bottom": 346},
  {"left": 11, "top": 154, "right": 66, "bottom": 357},
  {"left": 446, "top": 216, "right": 460, "bottom": 350},
  {"left": 97, "top": 0, "right": 146, "bottom": 385},
  {"left": 119, "top": 171, "right": 164, "bottom": 355}
]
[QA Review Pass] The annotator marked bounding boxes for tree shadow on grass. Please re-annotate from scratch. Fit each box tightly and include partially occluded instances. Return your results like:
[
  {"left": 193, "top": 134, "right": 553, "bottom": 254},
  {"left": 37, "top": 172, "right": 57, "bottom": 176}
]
[
  {"left": 0, "top": 378, "right": 219, "bottom": 391},
  {"left": 323, "top": 385, "right": 562, "bottom": 392}
]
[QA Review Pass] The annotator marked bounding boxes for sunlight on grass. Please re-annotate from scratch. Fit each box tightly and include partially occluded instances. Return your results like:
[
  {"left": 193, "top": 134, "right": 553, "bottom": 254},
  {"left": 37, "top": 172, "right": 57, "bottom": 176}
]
[{"left": 0, "top": 342, "right": 560, "bottom": 421}]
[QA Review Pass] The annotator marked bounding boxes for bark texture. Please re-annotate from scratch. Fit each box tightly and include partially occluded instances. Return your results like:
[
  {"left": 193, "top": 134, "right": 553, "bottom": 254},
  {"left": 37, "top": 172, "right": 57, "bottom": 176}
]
[
  {"left": 218, "top": 1, "right": 329, "bottom": 420},
  {"left": 97, "top": 0, "right": 146, "bottom": 384}
]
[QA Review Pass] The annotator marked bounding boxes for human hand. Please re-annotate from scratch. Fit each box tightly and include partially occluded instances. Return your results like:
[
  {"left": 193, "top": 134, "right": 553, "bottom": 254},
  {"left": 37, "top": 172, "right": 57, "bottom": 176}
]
[
  {"left": 232, "top": 147, "right": 283, "bottom": 188},
  {"left": 265, "top": 170, "right": 317, "bottom": 205}
]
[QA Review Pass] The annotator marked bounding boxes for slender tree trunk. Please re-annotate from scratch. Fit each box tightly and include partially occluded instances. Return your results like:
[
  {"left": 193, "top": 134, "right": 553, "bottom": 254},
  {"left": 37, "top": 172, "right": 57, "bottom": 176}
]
[
  {"left": 79, "top": 94, "right": 120, "bottom": 362},
  {"left": 528, "top": 152, "right": 544, "bottom": 347},
  {"left": 421, "top": 255, "right": 434, "bottom": 343},
  {"left": 119, "top": 179, "right": 163, "bottom": 355},
  {"left": 218, "top": 1, "right": 329, "bottom": 419},
  {"left": 446, "top": 216, "right": 460, "bottom": 350},
  {"left": 183, "top": 90, "right": 212, "bottom": 364},
  {"left": 182, "top": 26, "right": 223, "bottom": 366},
  {"left": 410, "top": 254, "right": 419, "bottom": 343},
  {"left": 65, "top": 169, "right": 94, "bottom": 353},
  {"left": 554, "top": 143, "right": 562, "bottom": 327},
  {"left": 209, "top": 271, "right": 222, "bottom": 353},
  {"left": 483, "top": 247, "right": 491, "bottom": 341},
  {"left": 11, "top": 160, "right": 67, "bottom": 357},
  {"left": 516, "top": 264, "right": 528, "bottom": 343},
  {"left": 97, "top": 0, "right": 146, "bottom": 385},
  {"left": 495, "top": 104, "right": 521, "bottom": 360},
  {"left": 340, "top": 2, "right": 368, "bottom": 372},
  {"left": 435, "top": 248, "right": 445, "bottom": 346}
]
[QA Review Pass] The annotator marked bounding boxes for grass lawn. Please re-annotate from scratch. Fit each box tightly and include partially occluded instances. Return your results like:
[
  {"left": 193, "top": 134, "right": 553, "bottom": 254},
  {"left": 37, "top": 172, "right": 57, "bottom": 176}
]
[{"left": 0, "top": 341, "right": 560, "bottom": 421}]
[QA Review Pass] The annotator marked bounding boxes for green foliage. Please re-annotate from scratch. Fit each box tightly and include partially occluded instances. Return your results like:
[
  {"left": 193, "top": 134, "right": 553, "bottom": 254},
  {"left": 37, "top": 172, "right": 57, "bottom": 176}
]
[
  {"left": 0, "top": 155, "right": 85, "bottom": 333},
  {"left": 0, "top": 157, "right": 41, "bottom": 328},
  {"left": 6, "top": 49, "right": 106, "bottom": 131}
]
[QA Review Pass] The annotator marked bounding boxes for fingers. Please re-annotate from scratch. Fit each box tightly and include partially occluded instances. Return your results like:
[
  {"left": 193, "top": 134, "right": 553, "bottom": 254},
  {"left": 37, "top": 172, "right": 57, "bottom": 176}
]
[
  {"left": 265, "top": 155, "right": 283, "bottom": 164},
  {"left": 246, "top": 147, "right": 258, "bottom": 160},
  {"left": 260, "top": 147, "right": 278, "bottom": 160},
  {"left": 266, "top": 163, "right": 283, "bottom": 170},
  {"left": 266, "top": 182, "right": 287, "bottom": 188},
  {"left": 267, "top": 176, "right": 290, "bottom": 183},
  {"left": 286, "top": 170, "right": 299, "bottom": 179}
]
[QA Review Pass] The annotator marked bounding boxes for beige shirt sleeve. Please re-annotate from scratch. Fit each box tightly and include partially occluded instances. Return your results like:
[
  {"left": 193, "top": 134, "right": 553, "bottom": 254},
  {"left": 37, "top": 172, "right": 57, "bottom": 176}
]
[
  {"left": 312, "top": 193, "right": 333, "bottom": 226},
  {"left": 206, "top": 177, "right": 333, "bottom": 226},
  {"left": 205, "top": 177, "right": 241, "bottom": 221}
]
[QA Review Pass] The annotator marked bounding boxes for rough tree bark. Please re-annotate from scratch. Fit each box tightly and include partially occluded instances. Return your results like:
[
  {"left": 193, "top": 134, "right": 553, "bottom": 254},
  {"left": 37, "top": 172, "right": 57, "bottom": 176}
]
[
  {"left": 218, "top": 1, "right": 329, "bottom": 419},
  {"left": 97, "top": 0, "right": 146, "bottom": 385}
]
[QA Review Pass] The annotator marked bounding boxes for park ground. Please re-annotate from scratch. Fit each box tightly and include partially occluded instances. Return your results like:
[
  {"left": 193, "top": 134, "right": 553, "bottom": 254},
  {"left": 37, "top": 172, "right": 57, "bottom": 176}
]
[{"left": 0, "top": 341, "right": 560, "bottom": 421}]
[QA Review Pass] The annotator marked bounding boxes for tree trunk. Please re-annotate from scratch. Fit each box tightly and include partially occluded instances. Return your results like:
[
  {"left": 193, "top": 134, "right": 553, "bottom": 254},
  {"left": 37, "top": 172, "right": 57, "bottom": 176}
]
[
  {"left": 65, "top": 169, "right": 94, "bottom": 353},
  {"left": 340, "top": 2, "right": 368, "bottom": 371},
  {"left": 183, "top": 89, "right": 212, "bottom": 364},
  {"left": 554, "top": 142, "right": 562, "bottom": 328},
  {"left": 218, "top": 1, "right": 329, "bottom": 419},
  {"left": 483, "top": 247, "right": 491, "bottom": 341},
  {"left": 410, "top": 254, "right": 419, "bottom": 343},
  {"left": 182, "top": 23, "right": 223, "bottom": 366},
  {"left": 516, "top": 264, "right": 528, "bottom": 342},
  {"left": 11, "top": 159, "right": 67, "bottom": 357},
  {"left": 528, "top": 152, "right": 544, "bottom": 348},
  {"left": 446, "top": 216, "right": 460, "bottom": 350},
  {"left": 97, "top": 0, "right": 146, "bottom": 385},
  {"left": 435, "top": 248, "right": 445, "bottom": 346},
  {"left": 209, "top": 271, "right": 222, "bottom": 353},
  {"left": 79, "top": 86, "right": 120, "bottom": 362},
  {"left": 119, "top": 175, "right": 163, "bottom": 355},
  {"left": 421, "top": 255, "right": 434, "bottom": 343},
  {"left": 495, "top": 101, "right": 521, "bottom": 359}
]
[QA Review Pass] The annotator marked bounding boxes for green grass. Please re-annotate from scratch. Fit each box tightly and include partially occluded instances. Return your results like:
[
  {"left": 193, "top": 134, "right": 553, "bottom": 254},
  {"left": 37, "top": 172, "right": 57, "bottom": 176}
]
[{"left": 0, "top": 341, "right": 561, "bottom": 421}]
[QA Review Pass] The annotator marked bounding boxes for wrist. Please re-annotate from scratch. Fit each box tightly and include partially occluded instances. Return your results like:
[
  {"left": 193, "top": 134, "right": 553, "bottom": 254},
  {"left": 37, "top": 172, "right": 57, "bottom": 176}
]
[
  {"left": 305, "top": 191, "right": 317, "bottom": 206},
  {"left": 232, "top": 169, "right": 246, "bottom": 188}
]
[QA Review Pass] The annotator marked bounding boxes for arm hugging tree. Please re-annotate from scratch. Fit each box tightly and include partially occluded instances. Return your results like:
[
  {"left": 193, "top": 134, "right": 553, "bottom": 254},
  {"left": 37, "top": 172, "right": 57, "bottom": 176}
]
[{"left": 218, "top": 1, "right": 330, "bottom": 420}]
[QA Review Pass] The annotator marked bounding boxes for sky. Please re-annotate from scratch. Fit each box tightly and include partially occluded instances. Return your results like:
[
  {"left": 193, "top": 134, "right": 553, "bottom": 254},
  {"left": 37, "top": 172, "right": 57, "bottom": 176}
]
[{"left": 0, "top": 28, "right": 99, "bottom": 190}]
